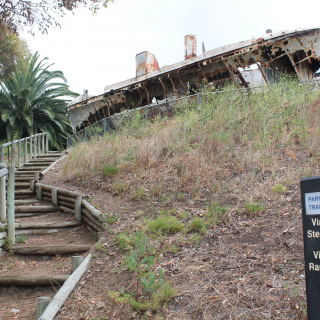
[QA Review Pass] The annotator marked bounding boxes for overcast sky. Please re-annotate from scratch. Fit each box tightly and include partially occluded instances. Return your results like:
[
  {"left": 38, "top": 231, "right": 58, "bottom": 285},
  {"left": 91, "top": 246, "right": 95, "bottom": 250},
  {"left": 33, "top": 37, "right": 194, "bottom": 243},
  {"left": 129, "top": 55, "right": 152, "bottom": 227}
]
[{"left": 21, "top": 0, "right": 320, "bottom": 96}]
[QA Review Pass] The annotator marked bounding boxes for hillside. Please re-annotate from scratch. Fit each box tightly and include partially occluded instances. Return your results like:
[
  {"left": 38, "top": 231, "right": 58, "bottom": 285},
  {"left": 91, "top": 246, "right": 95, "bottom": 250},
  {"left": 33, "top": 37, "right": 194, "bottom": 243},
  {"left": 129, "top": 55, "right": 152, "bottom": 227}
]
[{"left": 48, "top": 80, "right": 319, "bottom": 319}]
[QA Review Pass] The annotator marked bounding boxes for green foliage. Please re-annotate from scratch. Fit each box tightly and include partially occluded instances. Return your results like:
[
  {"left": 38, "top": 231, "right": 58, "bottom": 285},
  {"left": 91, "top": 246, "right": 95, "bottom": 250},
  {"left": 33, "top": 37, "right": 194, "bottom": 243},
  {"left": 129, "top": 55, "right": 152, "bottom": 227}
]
[
  {"left": 132, "top": 187, "right": 148, "bottom": 200},
  {"left": 245, "top": 201, "right": 267, "bottom": 217},
  {"left": 0, "top": 52, "right": 78, "bottom": 149},
  {"left": 114, "top": 181, "right": 125, "bottom": 194},
  {"left": 188, "top": 217, "right": 206, "bottom": 234},
  {"left": 103, "top": 165, "right": 119, "bottom": 178},
  {"left": 115, "top": 233, "right": 131, "bottom": 251},
  {"left": 2, "top": 237, "right": 14, "bottom": 255},
  {"left": 0, "top": 26, "right": 30, "bottom": 81},
  {"left": 105, "top": 212, "right": 119, "bottom": 224},
  {"left": 16, "top": 235, "right": 27, "bottom": 243},
  {"left": 107, "top": 290, "right": 130, "bottom": 319},
  {"left": 94, "top": 242, "right": 107, "bottom": 253},
  {"left": 126, "top": 231, "right": 164, "bottom": 298},
  {"left": 148, "top": 216, "right": 184, "bottom": 234},
  {"left": 206, "top": 203, "right": 227, "bottom": 226},
  {"left": 272, "top": 184, "right": 287, "bottom": 194}
]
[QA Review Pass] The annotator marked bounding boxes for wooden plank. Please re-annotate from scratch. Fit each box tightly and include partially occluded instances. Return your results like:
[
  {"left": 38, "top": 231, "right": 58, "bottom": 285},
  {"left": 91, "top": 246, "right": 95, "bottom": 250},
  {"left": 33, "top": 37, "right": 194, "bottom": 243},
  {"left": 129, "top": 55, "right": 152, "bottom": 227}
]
[
  {"left": 0, "top": 168, "right": 8, "bottom": 178},
  {"left": 15, "top": 221, "right": 82, "bottom": 229},
  {"left": 9, "top": 245, "right": 91, "bottom": 255},
  {"left": 0, "top": 275, "right": 69, "bottom": 286},
  {"left": 15, "top": 229, "right": 60, "bottom": 235}
]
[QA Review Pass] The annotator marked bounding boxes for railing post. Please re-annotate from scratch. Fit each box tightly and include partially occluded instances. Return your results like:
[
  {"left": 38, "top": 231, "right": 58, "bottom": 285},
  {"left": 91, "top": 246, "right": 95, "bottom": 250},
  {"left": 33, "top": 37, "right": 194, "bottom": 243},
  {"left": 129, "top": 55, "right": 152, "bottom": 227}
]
[
  {"left": 30, "top": 136, "right": 33, "bottom": 160},
  {"left": 34, "top": 135, "right": 37, "bottom": 158},
  {"left": 24, "top": 138, "right": 27, "bottom": 164},
  {"left": 11, "top": 142, "right": 15, "bottom": 168},
  {"left": 46, "top": 133, "right": 49, "bottom": 153},
  {"left": 18, "top": 139, "right": 22, "bottom": 168},
  {"left": 0, "top": 175, "right": 5, "bottom": 223},
  {"left": 42, "top": 133, "right": 45, "bottom": 154},
  {"left": 7, "top": 166, "right": 15, "bottom": 245},
  {"left": 75, "top": 196, "right": 82, "bottom": 222},
  {"left": 38, "top": 134, "right": 41, "bottom": 154},
  {"left": 0, "top": 145, "right": 5, "bottom": 223}
]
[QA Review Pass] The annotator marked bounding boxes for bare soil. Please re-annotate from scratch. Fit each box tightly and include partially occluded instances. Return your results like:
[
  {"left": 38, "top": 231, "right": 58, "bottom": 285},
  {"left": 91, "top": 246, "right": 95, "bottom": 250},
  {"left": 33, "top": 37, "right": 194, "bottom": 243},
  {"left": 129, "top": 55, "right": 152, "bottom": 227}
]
[{"left": 35, "top": 156, "right": 307, "bottom": 320}]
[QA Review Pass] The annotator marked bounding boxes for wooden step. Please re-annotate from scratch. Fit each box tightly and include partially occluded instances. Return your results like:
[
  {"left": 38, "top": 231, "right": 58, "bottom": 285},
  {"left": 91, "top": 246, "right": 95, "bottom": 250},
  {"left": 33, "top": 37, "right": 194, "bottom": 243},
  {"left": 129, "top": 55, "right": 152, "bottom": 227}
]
[
  {"left": 38, "top": 154, "right": 61, "bottom": 158},
  {"left": 15, "top": 205, "right": 58, "bottom": 213},
  {"left": 17, "top": 167, "right": 47, "bottom": 171},
  {"left": 9, "top": 245, "right": 91, "bottom": 255},
  {"left": 29, "top": 159, "right": 56, "bottom": 163},
  {"left": 15, "top": 191, "right": 34, "bottom": 198},
  {"left": 15, "top": 171, "right": 40, "bottom": 175},
  {"left": 16, "top": 229, "right": 60, "bottom": 235},
  {"left": 16, "top": 221, "right": 82, "bottom": 229},
  {"left": 15, "top": 199, "right": 40, "bottom": 205},
  {"left": 15, "top": 212, "right": 53, "bottom": 218},
  {"left": 14, "top": 177, "right": 35, "bottom": 181},
  {"left": 24, "top": 162, "right": 52, "bottom": 166},
  {"left": 8, "top": 182, "right": 30, "bottom": 188},
  {"left": 0, "top": 275, "right": 69, "bottom": 286}
]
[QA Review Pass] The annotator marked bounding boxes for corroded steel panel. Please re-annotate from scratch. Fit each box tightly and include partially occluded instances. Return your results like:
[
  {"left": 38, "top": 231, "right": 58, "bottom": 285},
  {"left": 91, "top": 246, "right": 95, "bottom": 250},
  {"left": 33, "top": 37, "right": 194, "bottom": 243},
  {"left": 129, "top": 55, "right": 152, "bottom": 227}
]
[
  {"left": 67, "top": 28, "right": 320, "bottom": 132},
  {"left": 136, "top": 51, "right": 160, "bottom": 77}
]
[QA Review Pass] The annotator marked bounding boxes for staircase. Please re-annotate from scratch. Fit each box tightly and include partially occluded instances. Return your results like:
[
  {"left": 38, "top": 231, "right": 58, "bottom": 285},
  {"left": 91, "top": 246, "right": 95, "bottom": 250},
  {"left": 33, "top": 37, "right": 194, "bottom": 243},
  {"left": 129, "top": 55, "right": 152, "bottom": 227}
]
[{"left": 0, "top": 152, "right": 95, "bottom": 319}]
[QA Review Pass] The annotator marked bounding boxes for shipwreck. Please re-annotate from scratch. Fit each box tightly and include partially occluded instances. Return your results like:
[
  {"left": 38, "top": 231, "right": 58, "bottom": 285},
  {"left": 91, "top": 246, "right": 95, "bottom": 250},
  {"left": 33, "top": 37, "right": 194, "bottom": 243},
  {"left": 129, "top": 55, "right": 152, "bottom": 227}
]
[{"left": 67, "top": 27, "right": 320, "bottom": 132}]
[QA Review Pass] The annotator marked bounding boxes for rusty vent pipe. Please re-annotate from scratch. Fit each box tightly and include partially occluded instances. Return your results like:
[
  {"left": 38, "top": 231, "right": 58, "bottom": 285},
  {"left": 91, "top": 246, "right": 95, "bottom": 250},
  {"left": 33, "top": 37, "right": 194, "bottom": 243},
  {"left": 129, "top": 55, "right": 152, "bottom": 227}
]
[{"left": 185, "top": 35, "right": 197, "bottom": 60}]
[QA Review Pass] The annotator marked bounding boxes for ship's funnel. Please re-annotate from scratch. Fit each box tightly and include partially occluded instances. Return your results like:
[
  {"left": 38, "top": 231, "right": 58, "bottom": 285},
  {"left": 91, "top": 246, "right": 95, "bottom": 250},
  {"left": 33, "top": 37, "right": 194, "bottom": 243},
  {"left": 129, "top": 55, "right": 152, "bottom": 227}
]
[{"left": 185, "top": 35, "right": 197, "bottom": 59}]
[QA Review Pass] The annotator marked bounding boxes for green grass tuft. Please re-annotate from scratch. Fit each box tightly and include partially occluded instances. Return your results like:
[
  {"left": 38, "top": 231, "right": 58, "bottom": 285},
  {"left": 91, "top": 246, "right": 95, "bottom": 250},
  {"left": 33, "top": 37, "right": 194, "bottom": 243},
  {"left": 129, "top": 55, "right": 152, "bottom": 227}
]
[{"left": 148, "top": 216, "right": 184, "bottom": 234}]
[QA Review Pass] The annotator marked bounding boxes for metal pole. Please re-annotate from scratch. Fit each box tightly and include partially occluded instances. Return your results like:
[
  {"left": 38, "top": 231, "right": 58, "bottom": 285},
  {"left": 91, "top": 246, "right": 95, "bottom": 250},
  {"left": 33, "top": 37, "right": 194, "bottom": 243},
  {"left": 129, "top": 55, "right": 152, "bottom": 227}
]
[
  {"left": 24, "top": 139, "right": 27, "bottom": 164},
  {"left": 7, "top": 166, "right": 15, "bottom": 245},
  {"left": 18, "top": 139, "right": 22, "bottom": 168},
  {"left": 46, "top": 133, "right": 49, "bottom": 153},
  {"left": 103, "top": 118, "right": 106, "bottom": 135},
  {"left": 30, "top": 136, "right": 33, "bottom": 160},
  {"left": 197, "top": 92, "right": 201, "bottom": 105},
  {"left": 11, "top": 142, "right": 15, "bottom": 168},
  {"left": 85, "top": 128, "right": 87, "bottom": 141}
]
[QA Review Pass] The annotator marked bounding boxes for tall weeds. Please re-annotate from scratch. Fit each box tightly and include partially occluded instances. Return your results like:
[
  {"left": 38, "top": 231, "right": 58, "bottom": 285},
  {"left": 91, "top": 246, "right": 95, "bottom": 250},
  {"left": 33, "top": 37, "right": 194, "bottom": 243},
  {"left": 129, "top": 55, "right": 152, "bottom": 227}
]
[{"left": 62, "top": 77, "right": 320, "bottom": 204}]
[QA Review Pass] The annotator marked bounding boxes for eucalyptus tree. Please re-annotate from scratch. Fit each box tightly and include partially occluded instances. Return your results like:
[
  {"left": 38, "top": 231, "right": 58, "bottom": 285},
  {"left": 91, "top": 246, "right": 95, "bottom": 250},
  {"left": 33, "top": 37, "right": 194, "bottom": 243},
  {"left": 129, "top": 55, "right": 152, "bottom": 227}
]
[{"left": 0, "top": 52, "right": 78, "bottom": 150}]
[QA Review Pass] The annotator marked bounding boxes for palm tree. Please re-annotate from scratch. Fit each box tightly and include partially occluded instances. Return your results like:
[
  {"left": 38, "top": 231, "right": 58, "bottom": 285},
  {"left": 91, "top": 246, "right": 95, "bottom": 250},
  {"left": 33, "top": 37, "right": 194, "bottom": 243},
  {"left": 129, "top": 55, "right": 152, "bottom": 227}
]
[{"left": 0, "top": 52, "right": 78, "bottom": 149}]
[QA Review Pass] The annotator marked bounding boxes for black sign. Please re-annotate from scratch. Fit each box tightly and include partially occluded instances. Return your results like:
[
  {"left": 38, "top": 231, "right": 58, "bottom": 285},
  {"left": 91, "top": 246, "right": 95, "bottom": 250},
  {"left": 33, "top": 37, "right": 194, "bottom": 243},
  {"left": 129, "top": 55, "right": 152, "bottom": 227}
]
[{"left": 301, "top": 176, "right": 320, "bottom": 319}]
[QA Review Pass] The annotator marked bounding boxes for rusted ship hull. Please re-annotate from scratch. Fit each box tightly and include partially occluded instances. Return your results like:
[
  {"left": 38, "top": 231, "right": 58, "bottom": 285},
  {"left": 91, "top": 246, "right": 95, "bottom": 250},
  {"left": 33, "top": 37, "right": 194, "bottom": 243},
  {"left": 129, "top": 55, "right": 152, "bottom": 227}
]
[{"left": 67, "top": 28, "right": 320, "bottom": 132}]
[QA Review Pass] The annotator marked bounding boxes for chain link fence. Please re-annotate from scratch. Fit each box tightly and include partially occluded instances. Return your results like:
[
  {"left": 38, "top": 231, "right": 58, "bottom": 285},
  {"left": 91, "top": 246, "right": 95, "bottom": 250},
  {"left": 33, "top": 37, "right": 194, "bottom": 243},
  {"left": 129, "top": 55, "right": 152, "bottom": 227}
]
[
  {"left": 67, "top": 79, "right": 320, "bottom": 148},
  {"left": 67, "top": 93, "right": 201, "bottom": 148}
]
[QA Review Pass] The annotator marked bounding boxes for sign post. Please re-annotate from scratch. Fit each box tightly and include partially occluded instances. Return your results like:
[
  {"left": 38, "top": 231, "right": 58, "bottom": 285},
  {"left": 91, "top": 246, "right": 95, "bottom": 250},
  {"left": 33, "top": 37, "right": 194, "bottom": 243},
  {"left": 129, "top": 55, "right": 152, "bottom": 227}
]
[{"left": 300, "top": 176, "right": 320, "bottom": 319}]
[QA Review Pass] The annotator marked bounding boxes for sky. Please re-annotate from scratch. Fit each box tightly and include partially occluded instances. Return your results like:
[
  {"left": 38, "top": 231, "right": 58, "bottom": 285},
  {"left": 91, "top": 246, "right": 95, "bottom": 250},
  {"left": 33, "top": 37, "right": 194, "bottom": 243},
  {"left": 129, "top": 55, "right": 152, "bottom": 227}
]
[{"left": 21, "top": 0, "right": 320, "bottom": 96}]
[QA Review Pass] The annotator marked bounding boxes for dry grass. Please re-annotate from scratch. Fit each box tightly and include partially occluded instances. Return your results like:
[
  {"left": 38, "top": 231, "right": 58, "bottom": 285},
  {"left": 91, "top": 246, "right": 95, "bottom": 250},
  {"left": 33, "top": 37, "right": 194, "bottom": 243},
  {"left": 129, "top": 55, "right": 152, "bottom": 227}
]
[{"left": 62, "top": 79, "right": 320, "bottom": 208}]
